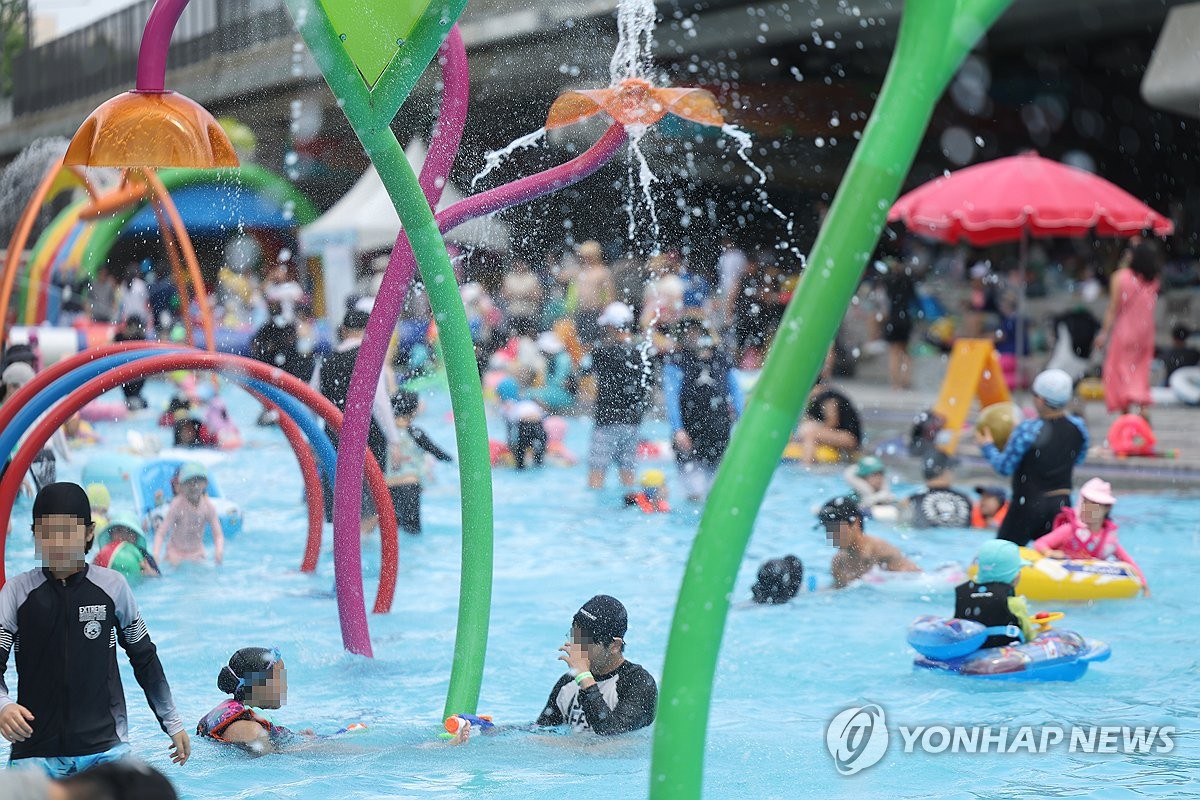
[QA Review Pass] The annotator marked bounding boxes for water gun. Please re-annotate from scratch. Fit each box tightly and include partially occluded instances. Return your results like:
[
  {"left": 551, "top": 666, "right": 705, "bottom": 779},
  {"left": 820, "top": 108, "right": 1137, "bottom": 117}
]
[
  {"left": 312, "top": 722, "right": 367, "bottom": 739},
  {"left": 442, "top": 714, "right": 494, "bottom": 739}
]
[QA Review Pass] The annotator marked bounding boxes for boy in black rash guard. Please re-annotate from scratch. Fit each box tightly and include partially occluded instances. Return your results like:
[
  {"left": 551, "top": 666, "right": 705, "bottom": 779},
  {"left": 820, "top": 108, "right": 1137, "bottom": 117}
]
[
  {"left": 0, "top": 483, "right": 190, "bottom": 775},
  {"left": 537, "top": 595, "right": 657, "bottom": 735},
  {"left": 585, "top": 302, "right": 650, "bottom": 490}
]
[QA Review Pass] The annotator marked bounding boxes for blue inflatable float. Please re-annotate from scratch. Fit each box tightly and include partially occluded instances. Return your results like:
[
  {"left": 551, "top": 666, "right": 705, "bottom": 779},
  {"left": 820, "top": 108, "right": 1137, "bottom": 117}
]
[
  {"left": 81, "top": 450, "right": 244, "bottom": 542},
  {"left": 907, "top": 615, "right": 1110, "bottom": 682}
]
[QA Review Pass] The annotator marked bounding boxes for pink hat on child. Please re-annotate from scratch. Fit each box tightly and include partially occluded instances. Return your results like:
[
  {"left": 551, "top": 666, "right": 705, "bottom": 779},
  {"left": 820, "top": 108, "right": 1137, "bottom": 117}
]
[{"left": 1079, "top": 478, "right": 1116, "bottom": 506}]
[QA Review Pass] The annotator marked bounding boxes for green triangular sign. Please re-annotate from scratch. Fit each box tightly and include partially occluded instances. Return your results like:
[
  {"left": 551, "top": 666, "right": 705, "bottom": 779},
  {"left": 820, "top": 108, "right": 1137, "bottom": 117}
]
[{"left": 317, "top": 0, "right": 432, "bottom": 89}]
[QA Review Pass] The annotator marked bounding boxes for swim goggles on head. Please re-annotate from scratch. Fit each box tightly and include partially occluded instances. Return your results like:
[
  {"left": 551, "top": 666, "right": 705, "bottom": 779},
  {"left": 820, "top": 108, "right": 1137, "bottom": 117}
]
[{"left": 224, "top": 647, "right": 282, "bottom": 691}]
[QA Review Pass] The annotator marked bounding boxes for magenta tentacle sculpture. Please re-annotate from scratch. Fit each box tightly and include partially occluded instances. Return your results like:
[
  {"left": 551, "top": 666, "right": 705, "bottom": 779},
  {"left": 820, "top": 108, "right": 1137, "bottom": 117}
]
[
  {"left": 439, "top": 124, "right": 628, "bottom": 233},
  {"left": 333, "top": 27, "right": 469, "bottom": 658},
  {"left": 135, "top": 0, "right": 190, "bottom": 92},
  {"left": 336, "top": 116, "right": 627, "bottom": 659}
]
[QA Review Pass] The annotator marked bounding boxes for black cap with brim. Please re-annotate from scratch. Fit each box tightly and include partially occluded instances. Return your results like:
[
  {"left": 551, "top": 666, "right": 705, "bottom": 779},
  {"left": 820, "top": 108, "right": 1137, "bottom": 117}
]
[
  {"left": 33, "top": 482, "right": 93, "bottom": 526},
  {"left": 573, "top": 594, "right": 628, "bottom": 643},
  {"left": 974, "top": 484, "right": 1008, "bottom": 500}
]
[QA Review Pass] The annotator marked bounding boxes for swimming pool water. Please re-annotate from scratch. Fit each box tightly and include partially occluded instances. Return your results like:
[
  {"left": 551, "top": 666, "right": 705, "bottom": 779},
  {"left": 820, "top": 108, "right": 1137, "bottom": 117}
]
[{"left": 7, "top": 380, "right": 1199, "bottom": 798}]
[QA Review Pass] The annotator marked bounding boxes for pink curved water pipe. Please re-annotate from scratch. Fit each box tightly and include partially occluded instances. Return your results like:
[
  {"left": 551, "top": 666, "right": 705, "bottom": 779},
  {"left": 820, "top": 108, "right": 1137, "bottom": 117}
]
[
  {"left": 328, "top": 28, "right": 469, "bottom": 657},
  {"left": 136, "top": 0, "right": 189, "bottom": 93}
]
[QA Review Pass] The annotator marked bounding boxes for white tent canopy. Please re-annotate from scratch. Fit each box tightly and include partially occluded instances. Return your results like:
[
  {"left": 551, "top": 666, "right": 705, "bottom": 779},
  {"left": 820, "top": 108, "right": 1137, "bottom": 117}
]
[
  {"left": 299, "top": 140, "right": 511, "bottom": 253},
  {"left": 300, "top": 140, "right": 511, "bottom": 325}
]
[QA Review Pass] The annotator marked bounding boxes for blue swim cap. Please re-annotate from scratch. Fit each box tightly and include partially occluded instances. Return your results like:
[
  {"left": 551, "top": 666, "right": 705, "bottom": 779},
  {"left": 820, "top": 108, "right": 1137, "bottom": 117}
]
[
  {"left": 975, "top": 540, "right": 1028, "bottom": 584},
  {"left": 179, "top": 462, "right": 208, "bottom": 483}
]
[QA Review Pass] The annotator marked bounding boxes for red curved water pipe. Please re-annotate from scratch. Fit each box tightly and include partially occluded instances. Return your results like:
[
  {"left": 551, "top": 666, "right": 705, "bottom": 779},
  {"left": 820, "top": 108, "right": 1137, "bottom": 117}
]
[{"left": 244, "top": 389, "right": 325, "bottom": 573}]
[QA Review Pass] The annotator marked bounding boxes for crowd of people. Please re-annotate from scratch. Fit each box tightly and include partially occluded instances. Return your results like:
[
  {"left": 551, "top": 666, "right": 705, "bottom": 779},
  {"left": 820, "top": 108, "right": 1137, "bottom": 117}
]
[
  {"left": 1, "top": 224, "right": 1177, "bottom": 796},
  {"left": 0, "top": 480, "right": 656, "bottom": 799}
]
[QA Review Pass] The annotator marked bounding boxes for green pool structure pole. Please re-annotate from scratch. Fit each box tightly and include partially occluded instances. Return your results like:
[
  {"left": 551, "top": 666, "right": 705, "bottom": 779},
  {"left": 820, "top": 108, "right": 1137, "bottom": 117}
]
[
  {"left": 287, "top": 0, "right": 491, "bottom": 715},
  {"left": 363, "top": 124, "right": 494, "bottom": 718},
  {"left": 648, "top": 1, "right": 1013, "bottom": 797}
]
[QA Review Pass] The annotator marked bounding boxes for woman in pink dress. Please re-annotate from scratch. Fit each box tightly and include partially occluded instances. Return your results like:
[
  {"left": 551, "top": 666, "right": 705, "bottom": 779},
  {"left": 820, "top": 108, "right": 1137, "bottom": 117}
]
[{"left": 1096, "top": 242, "right": 1161, "bottom": 414}]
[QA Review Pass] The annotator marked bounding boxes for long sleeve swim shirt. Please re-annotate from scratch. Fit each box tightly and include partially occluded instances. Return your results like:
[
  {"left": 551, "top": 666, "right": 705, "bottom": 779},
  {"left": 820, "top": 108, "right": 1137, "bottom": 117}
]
[{"left": 0, "top": 565, "right": 184, "bottom": 758}]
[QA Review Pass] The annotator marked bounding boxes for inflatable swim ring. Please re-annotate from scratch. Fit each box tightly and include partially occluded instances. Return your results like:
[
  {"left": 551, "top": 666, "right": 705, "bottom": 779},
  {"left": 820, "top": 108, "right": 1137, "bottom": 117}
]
[
  {"left": 636, "top": 439, "right": 672, "bottom": 461},
  {"left": 867, "top": 503, "right": 899, "bottom": 523},
  {"left": 1076, "top": 377, "right": 1105, "bottom": 401},
  {"left": 80, "top": 401, "right": 129, "bottom": 423},
  {"left": 781, "top": 443, "right": 845, "bottom": 464},
  {"left": 1107, "top": 414, "right": 1156, "bottom": 457},
  {"left": 93, "top": 540, "right": 148, "bottom": 586},
  {"left": 860, "top": 563, "right": 965, "bottom": 595},
  {"left": 968, "top": 547, "right": 1144, "bottom": 601},
  {"left": 907, "top": 615, "right": 1110, "bottom": 681},
  {"left": 1169, "top": 365, "right": 1200, "bottom": 405}
]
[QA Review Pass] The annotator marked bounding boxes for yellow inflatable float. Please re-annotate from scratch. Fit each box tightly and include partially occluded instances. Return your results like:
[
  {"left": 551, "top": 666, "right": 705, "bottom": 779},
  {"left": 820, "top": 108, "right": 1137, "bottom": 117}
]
[
  {"left": 969, "top": 547, "right": 1144, "bottom": 601},
  {"left": 782, "top": 443, "right": 848, "bottom": 464}
]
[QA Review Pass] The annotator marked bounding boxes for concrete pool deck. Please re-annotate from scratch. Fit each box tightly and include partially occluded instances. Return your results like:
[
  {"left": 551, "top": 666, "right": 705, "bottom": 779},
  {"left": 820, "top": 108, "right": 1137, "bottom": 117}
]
[{"left": 841, "top": 357, "right": 1200, "bottom": 491}]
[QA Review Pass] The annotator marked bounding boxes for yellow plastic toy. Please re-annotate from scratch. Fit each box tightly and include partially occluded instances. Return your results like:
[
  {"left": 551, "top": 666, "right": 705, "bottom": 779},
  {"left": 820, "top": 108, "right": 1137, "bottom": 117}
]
[
  {"left": 968, "top": 547, "right": 1144, "bottom": 601},
  {"left": 1029, "top": 610, "right": 1064, "bottom": 633},
  {"left": 933, "top": 339, "right": 1011, "bottom": 453}
]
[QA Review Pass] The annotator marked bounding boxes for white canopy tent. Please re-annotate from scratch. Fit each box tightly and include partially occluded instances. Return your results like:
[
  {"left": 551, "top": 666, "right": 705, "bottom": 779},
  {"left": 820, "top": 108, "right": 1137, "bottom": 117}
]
[{"left": 300, "top": 140, "right": 511, "bottom": 324}]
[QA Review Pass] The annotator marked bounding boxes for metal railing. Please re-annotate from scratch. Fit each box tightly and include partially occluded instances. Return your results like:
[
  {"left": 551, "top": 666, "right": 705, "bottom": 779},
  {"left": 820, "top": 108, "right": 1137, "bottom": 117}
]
[{"left": 12, "top": 0, "right": 293, "bottom": 115}]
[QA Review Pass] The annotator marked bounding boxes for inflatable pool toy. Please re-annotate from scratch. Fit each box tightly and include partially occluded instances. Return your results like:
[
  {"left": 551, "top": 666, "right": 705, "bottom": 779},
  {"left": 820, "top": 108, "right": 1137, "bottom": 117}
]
[
  {"left": 1169, "top": 365, "right": 1200, "bottom": 405},
  {"left": 781, "top": 442, "right": 844, "bottom": 464},
  {"left": 92, "top": 512, "right": 157, "bottom": 585},
  {"left": 860, "top": 563, "right": 965, "bottom": 595},
  {"left": 80, "top": 400, "right": 129, "bottom": 423},
  {"left": 907, "top": 614, "right": 1110, "bottom": 681},
  {"left": 1076, "top": 376, "right": 1105, "bottom": 401},
  {"left": 967, "top": 547, "right": 1144, "bottom": 601},
  {"left": 636, "top": 439, "right": 672, "bottom": 461},
  {"left": 488, "top": 439, "right": 514, "bottom": 467},
  {"left": 866, "top": 504, "right": 899, "bottom": 523},
  {"left": 1107, "top": 413, "right": 1156, "bottom": 457},
  {"left": 82, "top": 451, "right": 244, "bottom": 540},
  {"left": 93, "top": 540, "right": 149, "bottom": 586},
  {"left": 975, "top": 401, "right": 1022, "bottom": 450}
]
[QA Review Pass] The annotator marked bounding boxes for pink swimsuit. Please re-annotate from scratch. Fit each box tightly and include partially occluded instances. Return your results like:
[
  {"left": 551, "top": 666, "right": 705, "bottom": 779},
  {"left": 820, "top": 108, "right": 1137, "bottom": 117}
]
[
  {"left": 1033, "top": 507, "right": 1147, "bottom": 587},
  {"left": 160, "top": 496, "right": 218, "bottom": 562}
]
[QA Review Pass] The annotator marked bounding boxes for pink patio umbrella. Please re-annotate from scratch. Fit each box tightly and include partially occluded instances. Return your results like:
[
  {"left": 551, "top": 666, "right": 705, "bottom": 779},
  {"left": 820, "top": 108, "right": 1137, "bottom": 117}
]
[{"left": 889, "top": 151, "right": 1174, "bottom": 381}]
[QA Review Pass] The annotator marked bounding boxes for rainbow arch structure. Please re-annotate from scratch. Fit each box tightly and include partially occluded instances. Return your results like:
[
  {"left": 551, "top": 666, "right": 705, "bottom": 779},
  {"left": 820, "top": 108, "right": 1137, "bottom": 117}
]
[
  {"left": 0, "top": 344, "right": 399, "bottom": 650},
  {"left": 12, "top": 163, "right": 317, "bottom": 327}
]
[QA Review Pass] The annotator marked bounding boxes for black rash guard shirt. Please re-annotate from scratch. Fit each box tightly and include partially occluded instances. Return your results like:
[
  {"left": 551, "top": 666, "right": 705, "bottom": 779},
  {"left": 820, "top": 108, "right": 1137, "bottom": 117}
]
[
  {"left": 0, "top": 565, "right": 184, "bottom": 759},
  {"left": 536, "top": 660, "right": 657, "bottom": 735}
]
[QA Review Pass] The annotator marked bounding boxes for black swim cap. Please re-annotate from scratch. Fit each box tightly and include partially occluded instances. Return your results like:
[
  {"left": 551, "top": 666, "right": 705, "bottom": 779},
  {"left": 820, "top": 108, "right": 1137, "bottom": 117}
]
[
  {"left": 32, "top": 482, "right": 92, "bottom": 527},
  {"left": 217, "top": 647, "right": 281, "bottom": 701},
  {"left": 391, "top": 389, "right": 419, "bottom": 417},
  {"left": 816, "top": 495, "right": 864, "bottom": 527},
  {"left": 573, "top": 595, "right": 628, "bottom": 644},
  {"left": 752, "top": 555, "right": 804, "bottom": 604},
  {"left": 59, "top": 760, "right": 178, "bottom": 800}
]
